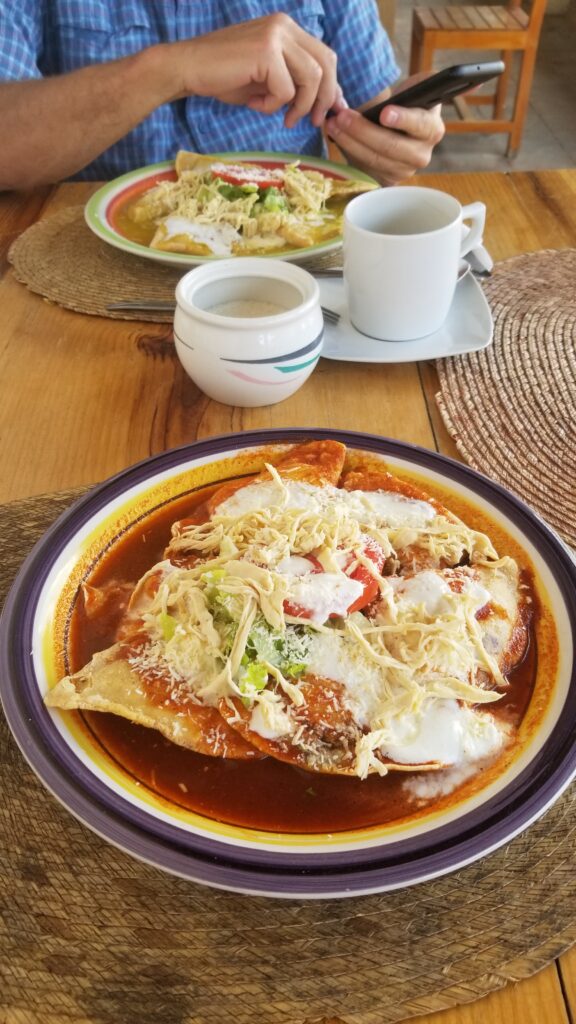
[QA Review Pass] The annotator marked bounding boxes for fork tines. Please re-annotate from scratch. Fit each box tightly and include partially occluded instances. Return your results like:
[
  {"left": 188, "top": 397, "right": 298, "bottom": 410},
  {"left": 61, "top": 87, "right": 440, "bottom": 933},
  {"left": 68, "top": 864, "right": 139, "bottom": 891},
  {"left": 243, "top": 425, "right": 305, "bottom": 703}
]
[{"left": 321, "top": 306, "right": 340, "bottom": 325}]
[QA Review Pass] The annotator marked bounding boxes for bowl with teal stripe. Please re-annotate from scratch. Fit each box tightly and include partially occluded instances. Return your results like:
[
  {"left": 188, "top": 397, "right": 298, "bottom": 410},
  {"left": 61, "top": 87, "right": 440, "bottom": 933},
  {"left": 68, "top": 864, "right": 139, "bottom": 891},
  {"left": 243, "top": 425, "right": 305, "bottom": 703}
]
[{"left": 173, "top": 258, "right": 323, "bottom": 406}]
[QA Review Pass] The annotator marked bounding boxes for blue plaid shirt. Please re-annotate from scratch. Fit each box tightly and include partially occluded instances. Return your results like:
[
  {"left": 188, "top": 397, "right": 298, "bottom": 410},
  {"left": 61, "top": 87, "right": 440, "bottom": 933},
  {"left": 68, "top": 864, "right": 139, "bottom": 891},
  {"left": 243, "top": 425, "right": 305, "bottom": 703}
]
[{"left": 0, "top": 0, "right": 400, "bottom": 179}]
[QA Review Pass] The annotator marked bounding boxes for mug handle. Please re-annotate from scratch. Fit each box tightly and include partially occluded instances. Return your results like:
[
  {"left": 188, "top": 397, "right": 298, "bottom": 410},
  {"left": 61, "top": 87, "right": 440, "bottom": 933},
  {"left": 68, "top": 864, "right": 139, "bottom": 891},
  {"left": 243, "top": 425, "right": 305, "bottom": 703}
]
[{"left": 460, "top": 202, "right": 486, "bottom": 257}]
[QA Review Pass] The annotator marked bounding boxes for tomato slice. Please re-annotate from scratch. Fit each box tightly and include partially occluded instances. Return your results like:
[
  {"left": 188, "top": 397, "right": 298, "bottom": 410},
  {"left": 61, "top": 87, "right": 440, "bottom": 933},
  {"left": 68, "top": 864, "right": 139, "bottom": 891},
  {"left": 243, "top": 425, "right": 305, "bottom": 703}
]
[
  {"left": 282, "top": 543, "right": 385, "bottom": 621},
  {"left": 212, "top": 166, "right": 285, "bottom": 190},
  {"left": 283, "top": 555, "right": 323, "bottom": 619},
  {"left": 346, "top": 539, "right": 386, "bottom": 614}
]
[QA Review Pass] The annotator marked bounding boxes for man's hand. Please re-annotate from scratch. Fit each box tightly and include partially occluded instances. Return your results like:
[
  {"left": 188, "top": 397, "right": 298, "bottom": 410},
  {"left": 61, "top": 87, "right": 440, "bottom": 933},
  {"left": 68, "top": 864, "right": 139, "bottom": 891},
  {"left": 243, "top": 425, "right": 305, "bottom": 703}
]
[
  {"left": 325, "top": 94, "right": 445, "bottom": 185},
  {"left": 176, "top": 14, "right": 342, "bottom": 129}
]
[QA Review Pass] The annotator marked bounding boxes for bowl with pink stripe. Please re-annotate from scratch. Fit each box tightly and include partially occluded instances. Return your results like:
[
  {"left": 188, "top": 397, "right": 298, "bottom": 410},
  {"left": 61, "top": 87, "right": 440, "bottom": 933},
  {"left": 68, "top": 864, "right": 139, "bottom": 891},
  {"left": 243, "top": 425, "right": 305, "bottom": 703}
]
[{"left": 174, "top": 259, "right": 323, "bottom": 407}]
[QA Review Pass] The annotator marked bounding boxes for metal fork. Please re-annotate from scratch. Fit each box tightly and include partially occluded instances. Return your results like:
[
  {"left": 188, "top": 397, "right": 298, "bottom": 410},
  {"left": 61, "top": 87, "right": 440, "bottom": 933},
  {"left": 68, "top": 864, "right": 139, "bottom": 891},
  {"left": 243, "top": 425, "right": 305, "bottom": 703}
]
[
  {"left": 321, "top": 306, "right": 340, "bottom": 325},
  {"left": 106, "top": 299, "right": 341, "bottom": 325}
]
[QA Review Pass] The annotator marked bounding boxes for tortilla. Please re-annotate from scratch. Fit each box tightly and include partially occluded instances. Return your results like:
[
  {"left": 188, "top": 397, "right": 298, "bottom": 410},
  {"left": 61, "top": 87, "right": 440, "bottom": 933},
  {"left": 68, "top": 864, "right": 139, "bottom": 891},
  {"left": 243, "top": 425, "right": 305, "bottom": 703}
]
[
  {"left": 45, "top": 643, "right": 263, "bottom": 759},
  {"left": 170, "top": 439, "right": 347, "bottom": 533}
]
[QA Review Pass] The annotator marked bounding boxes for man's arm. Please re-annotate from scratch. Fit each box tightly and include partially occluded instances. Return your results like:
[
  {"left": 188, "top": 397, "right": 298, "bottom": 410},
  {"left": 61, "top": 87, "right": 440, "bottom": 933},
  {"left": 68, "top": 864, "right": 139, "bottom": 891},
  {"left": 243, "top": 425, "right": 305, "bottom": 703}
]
[
  {"left": 0, "top": 14, "right": 341, "bottom": 190},
  {"left": 0, "top": 48, "right": 176, "bottom": 190}
]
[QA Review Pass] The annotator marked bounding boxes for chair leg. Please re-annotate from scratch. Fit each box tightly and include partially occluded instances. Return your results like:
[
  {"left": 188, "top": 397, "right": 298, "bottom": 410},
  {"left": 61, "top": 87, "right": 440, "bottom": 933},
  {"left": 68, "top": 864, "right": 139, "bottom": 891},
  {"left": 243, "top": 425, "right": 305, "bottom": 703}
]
[
  {"left": 494, "top": 51, "right": 514, "bottom": 118},
  {"left": 416, "top": 37, "right": 437, "bottom": 74},
  {"left": 508, "top": 45, "right": 538, "bottom": 155},
  {"left": 409, "top": 23, "right": 423, "bottom": 75},
  {"left": 409, "top": 20, "right": 437, "bottom": 75}
]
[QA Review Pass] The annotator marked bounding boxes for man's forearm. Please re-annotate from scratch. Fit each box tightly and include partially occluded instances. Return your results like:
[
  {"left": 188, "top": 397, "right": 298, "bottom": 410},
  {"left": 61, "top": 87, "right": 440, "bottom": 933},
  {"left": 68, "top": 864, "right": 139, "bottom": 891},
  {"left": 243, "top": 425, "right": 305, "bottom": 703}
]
[{"left": 0, "top": 45, "right": 183, "bottom": 189}]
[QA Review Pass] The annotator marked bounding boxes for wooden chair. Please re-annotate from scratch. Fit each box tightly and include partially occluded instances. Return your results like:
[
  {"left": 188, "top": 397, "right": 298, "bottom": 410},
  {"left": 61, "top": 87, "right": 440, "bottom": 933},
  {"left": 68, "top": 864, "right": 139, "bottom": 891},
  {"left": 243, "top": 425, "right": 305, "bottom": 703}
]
[{"left": 409, "top": 0, "right": 547, "bottom": 154}]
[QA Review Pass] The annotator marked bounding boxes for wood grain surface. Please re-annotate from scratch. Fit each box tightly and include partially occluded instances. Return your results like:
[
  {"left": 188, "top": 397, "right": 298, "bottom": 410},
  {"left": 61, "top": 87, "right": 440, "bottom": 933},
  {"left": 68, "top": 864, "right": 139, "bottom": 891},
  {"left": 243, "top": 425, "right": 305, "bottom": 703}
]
[{"left": 1, "top": 169, "right": 575, "bottom": 1024}]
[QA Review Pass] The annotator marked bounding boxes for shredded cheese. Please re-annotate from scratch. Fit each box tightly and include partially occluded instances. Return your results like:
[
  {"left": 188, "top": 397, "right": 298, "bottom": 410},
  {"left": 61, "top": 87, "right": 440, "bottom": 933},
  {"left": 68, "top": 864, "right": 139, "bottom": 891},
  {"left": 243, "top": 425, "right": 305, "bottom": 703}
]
[{"left": 129, "top": 161, "right": 339, "bottom": 256}]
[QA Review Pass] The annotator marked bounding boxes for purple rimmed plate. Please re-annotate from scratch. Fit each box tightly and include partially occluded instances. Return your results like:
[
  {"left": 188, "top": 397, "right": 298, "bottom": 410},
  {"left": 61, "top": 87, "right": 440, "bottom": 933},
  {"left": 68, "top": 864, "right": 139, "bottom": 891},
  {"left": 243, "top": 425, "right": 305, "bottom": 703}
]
[{"left": 1, "top": 428, "right": 575, "bottom": 898}]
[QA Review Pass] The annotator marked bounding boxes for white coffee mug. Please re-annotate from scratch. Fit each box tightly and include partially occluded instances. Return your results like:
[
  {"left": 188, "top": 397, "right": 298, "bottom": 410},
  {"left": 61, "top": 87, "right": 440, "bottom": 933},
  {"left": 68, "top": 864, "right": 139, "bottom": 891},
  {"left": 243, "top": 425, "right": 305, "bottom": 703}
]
[{"left": 343, "top": 187, "right": 486, "bottom": 341}]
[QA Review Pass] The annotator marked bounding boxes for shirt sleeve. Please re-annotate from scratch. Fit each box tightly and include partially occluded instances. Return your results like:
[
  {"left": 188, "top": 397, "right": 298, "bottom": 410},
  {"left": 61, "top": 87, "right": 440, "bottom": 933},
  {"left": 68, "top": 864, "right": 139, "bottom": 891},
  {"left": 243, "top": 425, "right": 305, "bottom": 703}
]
[
  {"left": 321, "top": 0, "right": 401, "bottom": 108},
  {"left": 0, "top": 3, "right": 43, "bottom": 81}
]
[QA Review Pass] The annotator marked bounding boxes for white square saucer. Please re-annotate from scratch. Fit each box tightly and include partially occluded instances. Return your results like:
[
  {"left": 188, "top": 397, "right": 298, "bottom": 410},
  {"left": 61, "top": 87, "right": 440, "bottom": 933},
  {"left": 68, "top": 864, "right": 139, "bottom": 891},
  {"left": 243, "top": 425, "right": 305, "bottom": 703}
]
[{"left": 318, "top": 272, "right": 493, "bottom": 363}]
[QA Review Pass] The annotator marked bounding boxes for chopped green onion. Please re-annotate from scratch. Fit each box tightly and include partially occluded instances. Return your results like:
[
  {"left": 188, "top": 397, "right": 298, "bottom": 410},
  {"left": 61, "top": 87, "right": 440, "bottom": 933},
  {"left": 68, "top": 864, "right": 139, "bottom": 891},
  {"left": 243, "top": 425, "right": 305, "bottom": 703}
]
[
  {"left": 285, "top": 663, "right": 306, "bottom": 678},
  {"left": 216, "top": 180, "right": 259, "bottom": 200},
  {"left": 201, "top": 568, "right": 226, "bottom": 585},
  {"left": 158, "top": 612, "right": 177, "bottom": 641},
  {"left": 238, "top": 661, "right": 269, "bottom": 694}
]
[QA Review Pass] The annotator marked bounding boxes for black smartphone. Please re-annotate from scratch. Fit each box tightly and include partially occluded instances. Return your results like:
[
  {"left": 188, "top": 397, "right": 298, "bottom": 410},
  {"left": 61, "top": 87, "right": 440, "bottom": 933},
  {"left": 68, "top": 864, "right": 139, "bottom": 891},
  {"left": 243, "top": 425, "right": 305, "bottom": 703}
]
[{"left": 361, "top": 61, "right": 505, "bottom": 124}]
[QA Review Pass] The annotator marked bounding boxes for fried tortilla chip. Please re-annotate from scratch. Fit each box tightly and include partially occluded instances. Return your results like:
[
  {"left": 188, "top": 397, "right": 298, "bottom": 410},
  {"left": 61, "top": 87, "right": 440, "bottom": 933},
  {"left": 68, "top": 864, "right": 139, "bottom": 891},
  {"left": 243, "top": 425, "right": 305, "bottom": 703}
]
[
  {"left": 128, "top": 188, "right": 176, "bottom": 224},
  {"left": 219, "top": 673, "right": 454, "bottom": 777},
  {"left": 219, "top": 675, "right": 359, "bottom": 775},
  {"left": 174, "top": 149, "right": 215, "bottom": 178},
  {"left": 45, "top": 644, "right": 263, "bottom": 759},
  {"left": 48, "top": 564, "right": 263, "bottom": 760},
  {"left": 263, "top": 438, "right": 346, "bottom": 487},
  {"left": 327, "top": 177, "right": 378, "bottom": 199},
  {"left": 170, "top": 439, "right": 347, "bottom": 538},
  {"left": 474, "top": 560, "right": 532, "bottom": 676},
  {"left": 149, "top": 229, "right": 213, "bottom": 256}
]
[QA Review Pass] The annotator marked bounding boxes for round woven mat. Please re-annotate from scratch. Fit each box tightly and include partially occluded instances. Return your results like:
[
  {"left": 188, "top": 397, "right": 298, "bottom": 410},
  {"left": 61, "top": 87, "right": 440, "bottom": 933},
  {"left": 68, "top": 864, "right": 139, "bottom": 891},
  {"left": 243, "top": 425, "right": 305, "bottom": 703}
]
[
  {"left": 1, "top": 490, "right": 576, "bottom": 1024},
  {"left": 7, "top": 206, "right": 343, "bottom": 323},
  {"left": 436, "top": 249, "right": 576, "bottom": 550}
]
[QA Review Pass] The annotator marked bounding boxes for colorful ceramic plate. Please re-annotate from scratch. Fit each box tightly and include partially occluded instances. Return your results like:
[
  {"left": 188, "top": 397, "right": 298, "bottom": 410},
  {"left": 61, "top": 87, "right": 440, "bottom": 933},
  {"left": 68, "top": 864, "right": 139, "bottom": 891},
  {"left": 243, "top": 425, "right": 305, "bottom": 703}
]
[
  {"left": 1, "top": 429, "right": 575, "bottom": 898},
  {"left": 84, "top": 153, "right": 377, "bottom": 267}
]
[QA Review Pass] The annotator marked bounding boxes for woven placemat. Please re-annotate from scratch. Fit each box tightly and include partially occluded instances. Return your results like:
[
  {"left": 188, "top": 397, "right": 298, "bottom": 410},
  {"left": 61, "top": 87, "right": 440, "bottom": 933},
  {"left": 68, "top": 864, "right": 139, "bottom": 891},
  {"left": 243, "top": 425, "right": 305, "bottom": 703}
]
[
  {"left": 7, "top": 207, "right": 343, "bottom": 324},
  {"left": 1, "top": 490, "right": 576, "bottom": 1024},
  {"left": 436, "top": 248, "right": 576, "bottom": 550}
]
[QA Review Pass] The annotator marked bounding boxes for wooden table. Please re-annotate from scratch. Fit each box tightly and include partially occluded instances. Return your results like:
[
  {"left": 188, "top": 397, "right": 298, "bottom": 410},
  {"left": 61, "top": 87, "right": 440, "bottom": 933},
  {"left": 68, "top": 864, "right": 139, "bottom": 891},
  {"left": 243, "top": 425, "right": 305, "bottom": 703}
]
[{"left": 1, "top": 169, "right": 575, "bottom": 1024}]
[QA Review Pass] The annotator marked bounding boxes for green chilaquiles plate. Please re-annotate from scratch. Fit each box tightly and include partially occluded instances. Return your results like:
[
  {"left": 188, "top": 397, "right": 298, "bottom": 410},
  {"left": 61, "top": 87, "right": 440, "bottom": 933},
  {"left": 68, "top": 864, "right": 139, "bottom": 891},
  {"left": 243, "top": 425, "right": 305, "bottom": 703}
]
[{"left": 84, "top": 151, "right": 378, "bottom": 267}]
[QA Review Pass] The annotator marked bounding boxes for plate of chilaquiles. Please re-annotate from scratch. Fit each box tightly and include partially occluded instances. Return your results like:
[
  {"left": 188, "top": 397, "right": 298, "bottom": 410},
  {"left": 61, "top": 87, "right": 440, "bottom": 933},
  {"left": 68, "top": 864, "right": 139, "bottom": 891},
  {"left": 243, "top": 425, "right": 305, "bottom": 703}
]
[
  {"left": 1, "top": 430, "right": 575, "bottom": 898},
  {"left": 84, "top": 150, "right": 377, "bottom": 266}
]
